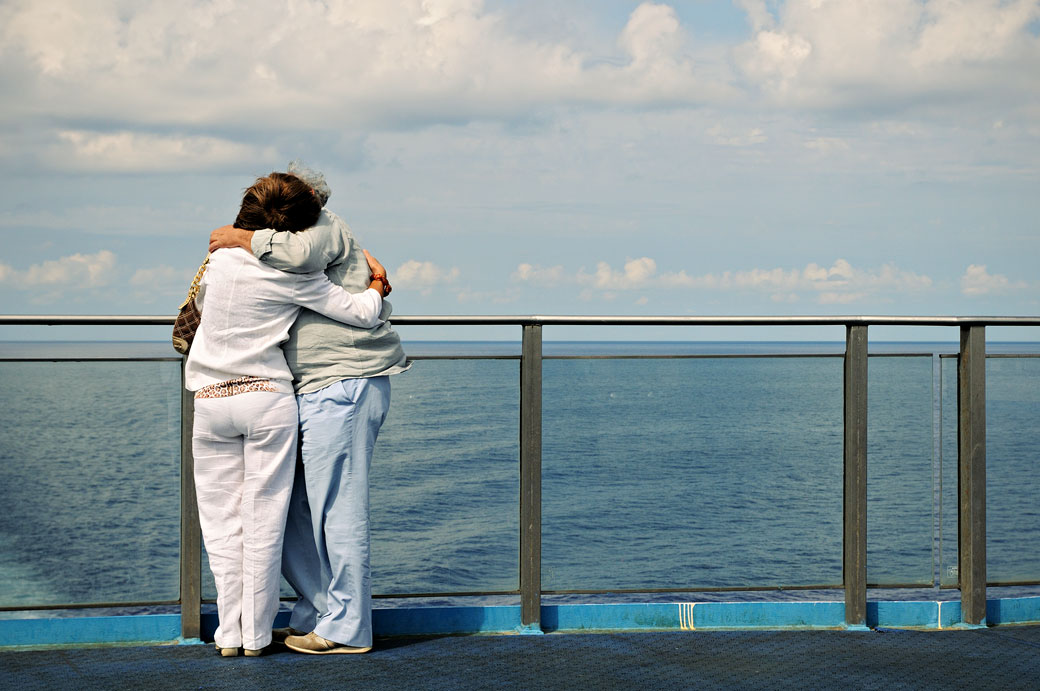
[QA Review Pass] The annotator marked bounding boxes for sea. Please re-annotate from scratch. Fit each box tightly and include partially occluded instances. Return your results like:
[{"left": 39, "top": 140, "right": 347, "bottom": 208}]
[{"left": 1, "top": 341, "right": 1038, "bottom": 614}]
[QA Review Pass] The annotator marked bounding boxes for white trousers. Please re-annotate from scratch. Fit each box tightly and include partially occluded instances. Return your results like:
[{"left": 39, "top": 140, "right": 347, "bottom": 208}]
[{"left": 192, "top": 391, "right": 298, "bottom": 650}]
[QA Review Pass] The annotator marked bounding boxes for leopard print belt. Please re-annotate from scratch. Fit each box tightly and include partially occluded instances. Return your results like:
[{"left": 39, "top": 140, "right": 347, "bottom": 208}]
[{"left": 194, "top": 376, "right": 280, "bottom": 399}]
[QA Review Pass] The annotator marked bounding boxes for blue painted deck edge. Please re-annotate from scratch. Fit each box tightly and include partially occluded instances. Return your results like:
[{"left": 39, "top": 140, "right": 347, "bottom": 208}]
[
  {"left": 373, "top": 605, "right": 522, "bottom": 636},
  {"left": 870, "top": 600, "right": 941, "bottom": 629},
  {"left": 3, "top": 597, "right": 1039, "bottom": 646},
  {"left": 0, "top": 614, "right": 182, "bottom": 648},
  {"left": 987, "top": 595, "right": 1040, "bottom": 626},
  {"left": 545, "top": 603, "right": 687, "bottom": 631}
]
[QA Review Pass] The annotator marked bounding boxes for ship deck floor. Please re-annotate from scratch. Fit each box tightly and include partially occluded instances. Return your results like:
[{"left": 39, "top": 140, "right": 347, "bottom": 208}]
[{"left": 3, "top": 624, "right": 1040, "bottom": 690}]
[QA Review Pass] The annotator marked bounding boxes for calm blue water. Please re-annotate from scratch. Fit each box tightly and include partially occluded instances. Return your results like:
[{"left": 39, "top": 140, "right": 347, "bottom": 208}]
[{"left": 0, "top": 341, "right": 1037, "bottom": 611}]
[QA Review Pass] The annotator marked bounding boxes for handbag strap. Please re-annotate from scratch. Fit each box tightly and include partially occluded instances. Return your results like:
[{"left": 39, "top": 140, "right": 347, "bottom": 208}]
[{"left": 180, "top": 254, "right": 211, "bottom": 308}]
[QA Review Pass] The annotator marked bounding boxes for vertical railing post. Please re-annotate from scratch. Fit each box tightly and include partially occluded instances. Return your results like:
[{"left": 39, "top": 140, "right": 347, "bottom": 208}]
[
  {"left": 843, "top": 325, "right": 868, "bottom": 628},
  {"left": 519, "top": 323, "right": 543, "bottom": 631},
  {"left": 180, "top": 359, "right": 202, "bottom": 639},
  {"left": 958, "top": 325, "right": 987, "bottom": 625}
]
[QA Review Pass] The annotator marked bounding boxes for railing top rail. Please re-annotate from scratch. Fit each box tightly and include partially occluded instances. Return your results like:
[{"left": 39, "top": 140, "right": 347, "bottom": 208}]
[
  {"left": 389, "top": 315, "right": 1040, "bottom": 327},
  {"left": 1, "top": 315, "right": 178, "bottom": 326},
  {"left": 3, "top": 314, "right": 1040, "bottom": 327}
]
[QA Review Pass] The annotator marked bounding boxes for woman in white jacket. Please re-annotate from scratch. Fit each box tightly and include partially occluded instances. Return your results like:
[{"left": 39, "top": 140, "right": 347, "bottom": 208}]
[{"left": 184, "top": 173, "right": 392, "bottom": 657}]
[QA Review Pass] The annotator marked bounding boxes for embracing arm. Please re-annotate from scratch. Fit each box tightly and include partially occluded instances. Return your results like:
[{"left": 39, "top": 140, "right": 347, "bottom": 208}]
[
  {"left": 209, "top": 225, "right": 252, "bottom": 253},
  {"left": 294, "top": 280, "right": 385, "bottom": 328},
  {"left": 290, "top": 249, "right": 392, "bottom": 328},
  {"left": 209, "top": 224, "right": 341, "bottom": 274},
  {"left": 209, "top": 210, "right": 351, "bottom": 274}
]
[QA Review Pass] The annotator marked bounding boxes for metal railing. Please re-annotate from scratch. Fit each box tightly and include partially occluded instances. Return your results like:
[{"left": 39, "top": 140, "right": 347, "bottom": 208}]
[{"left": 4, "top": 314, "right": 1040, "bottom": 637}]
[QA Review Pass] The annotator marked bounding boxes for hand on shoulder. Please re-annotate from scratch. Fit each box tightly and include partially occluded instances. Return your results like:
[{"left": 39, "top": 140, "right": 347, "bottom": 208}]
[{"left": 209, "top": 225, "right": 254, "bottom": 253}]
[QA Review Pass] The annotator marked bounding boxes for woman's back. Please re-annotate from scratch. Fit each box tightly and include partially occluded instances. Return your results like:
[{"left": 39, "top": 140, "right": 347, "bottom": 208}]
[{"left": 185, "top": 248, "right": 308, "bottom": 392}]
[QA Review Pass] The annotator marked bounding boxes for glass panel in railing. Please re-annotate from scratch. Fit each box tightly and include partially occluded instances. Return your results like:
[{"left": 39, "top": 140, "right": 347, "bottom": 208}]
[
  {"left": 0, "top": 360, "right": 182, "bottom": 608},
  {"left": 373, "top": 359, "right": 519, "bottom": 595},
  {"left": 200, "top": 359, "right": 521, "bottom": 601},
  {"left": 986, "top": 356, "right": 1040, "bottom": 584},
  {"left": 866, "top": 355, "right": 934, "bottom": 588},
  {"left": 938, "top": 355, "right": 959, "bottom": 587},
  {"left": 543, "top": 355, "right": 844, "bottom": 592}
]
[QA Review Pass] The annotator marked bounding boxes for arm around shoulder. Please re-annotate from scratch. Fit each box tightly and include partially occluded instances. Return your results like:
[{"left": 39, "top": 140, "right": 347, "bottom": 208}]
[
  {"left": 293, "top": 275, "right": 385, "bottom": 328},
  {"left": 255, "top": 213, "right": 349, "bottom": 274},
  {"left": 209, "top": 225, "right": 254, "bottom": 253}
]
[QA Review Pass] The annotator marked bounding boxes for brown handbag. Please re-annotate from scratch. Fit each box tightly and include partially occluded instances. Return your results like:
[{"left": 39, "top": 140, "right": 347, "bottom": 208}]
[{"left": 172, "top": 254, "right": 210, "bottom": 354}]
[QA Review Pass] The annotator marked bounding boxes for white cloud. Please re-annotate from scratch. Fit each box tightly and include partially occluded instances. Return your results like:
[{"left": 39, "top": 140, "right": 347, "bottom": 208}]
[
  {"left": 804, "top": 137, "right": 850, "bottom": 154},
  {"left": 818, "top": 291, "right": 868, "bottom": 305},
  {"left": 736, "top": 28, "right": 813, "bottom": 95},
  {"left": 0, "top": 203, "right": 218, "bottom": 237},
  {"left": 455, "top": 287, "right": 519, "bottom": 305},
  {"left": 607, "top": 3, "right": 702, "bottom": 101},
  {"left": 733, "top": 0, "right": 1040, "bottom": 109},
  {"left": 0, "top": 1, "right": 718, "bottom": 139},
  {"left": 515, "top": 257, "right": 932, "bottom": 305},
  {"left": 657, "top": 270, "right": 717, "bottom": 289},
  {"left": 1, "top": 0, "right": 1034, "bottom": 179},
  {"left": 913, "top": 0, "right": 1040, "bottom": 65},
  {"left": 130, "top": 264, "right": 194, "bottom": 291},
  {"left": 960, "top": 264, "right": 1028, "bottom": 296},
  {"left": 734, "top": 0, "right": 776, "bottom": 33},
  {"left": 0, "top": 250, "right": 117, "bottom": 288},
  {"left": 49, "top": 131, "right": 272, "bottom": 173},
  {"left": 737, "top": 260, "right": 932, "bottom": 302},
  {"left": 512, "top": 263, "right": 565, "bottom": 284},
  {"left": 707, "top": 125, "right": 768, "bottom": 147},
  {"left": 577, "top": 257, "right": 658, "bottom": 290},
  {"left": 394, "top": 260, "right": 460, "bottom": 295},
  {"left": 619, "top": 3, "right": 683, "bottom": 66}
]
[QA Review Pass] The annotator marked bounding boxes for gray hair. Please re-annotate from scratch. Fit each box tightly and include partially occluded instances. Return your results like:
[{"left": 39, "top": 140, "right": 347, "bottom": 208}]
[{"left": 287, "top": 159, "right": 331, "bottom": 207}]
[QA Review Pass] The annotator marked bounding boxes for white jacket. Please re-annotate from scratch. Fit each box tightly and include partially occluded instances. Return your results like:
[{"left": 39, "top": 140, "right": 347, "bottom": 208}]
[{"left": 184, "top": 247, "right": 383, "bottom": 392}]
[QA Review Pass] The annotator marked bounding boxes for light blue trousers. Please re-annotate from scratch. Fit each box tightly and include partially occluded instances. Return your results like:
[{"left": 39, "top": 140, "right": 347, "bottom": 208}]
[{"left": 281, "top": 376, "right": 390, "bottom": 648}]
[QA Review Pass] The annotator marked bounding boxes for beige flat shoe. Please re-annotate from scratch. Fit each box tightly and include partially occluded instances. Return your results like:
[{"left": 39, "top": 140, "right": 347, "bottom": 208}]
[
  {"left": 215, "top": 643, "right": 240, "bottom": 657},
  {"left": 244, "top": 645, "right": 273, "bottom": 657},
  {"left": 284, "top": 631, "right": 371, "bottom": 655}
]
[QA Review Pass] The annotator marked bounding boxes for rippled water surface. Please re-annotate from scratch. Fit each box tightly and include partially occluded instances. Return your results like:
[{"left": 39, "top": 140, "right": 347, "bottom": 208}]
[{"left": 1, "top": 341, "right": 1037, "bottom": 609}]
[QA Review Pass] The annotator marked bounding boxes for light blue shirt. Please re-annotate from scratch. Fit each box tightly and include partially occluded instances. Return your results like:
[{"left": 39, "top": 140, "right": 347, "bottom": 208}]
[{"left": 251, "top": 209, "right": 410, "bottom": 393}]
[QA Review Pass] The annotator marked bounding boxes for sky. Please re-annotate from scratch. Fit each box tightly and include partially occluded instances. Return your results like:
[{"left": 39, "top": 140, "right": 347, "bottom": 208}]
[{"left": 1, "top": 0, "right": 1038, "bottom": 342}]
